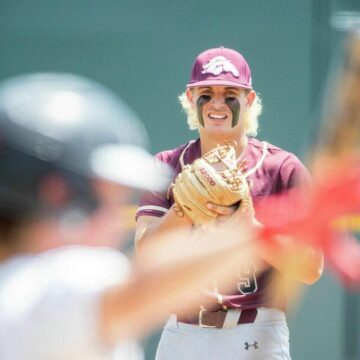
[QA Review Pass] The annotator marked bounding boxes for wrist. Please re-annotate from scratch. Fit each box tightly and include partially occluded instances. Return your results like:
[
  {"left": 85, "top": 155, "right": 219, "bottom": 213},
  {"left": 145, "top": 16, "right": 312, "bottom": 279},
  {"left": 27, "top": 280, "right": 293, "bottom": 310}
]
[
  {"left": 171, "top": 204, "right": 193, "bottom": 226},
  {"left": 252, "top": 217, "right": 264, "bottom": 230}
]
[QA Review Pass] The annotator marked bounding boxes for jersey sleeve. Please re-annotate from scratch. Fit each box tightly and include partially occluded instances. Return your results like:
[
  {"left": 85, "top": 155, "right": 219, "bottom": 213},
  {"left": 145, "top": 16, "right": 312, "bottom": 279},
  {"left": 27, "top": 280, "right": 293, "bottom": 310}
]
[
  {"left": 136, "top": 151, "right": 174, "bottom": 219},
  {"left": 277, "top": 153, "right": 312, "bottom": 191}
]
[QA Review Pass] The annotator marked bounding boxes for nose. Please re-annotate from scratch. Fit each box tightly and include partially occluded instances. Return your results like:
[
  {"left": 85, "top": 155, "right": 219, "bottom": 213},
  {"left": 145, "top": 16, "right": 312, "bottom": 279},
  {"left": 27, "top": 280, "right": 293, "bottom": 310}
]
[{"left": 210, "top": 95, "right": 226, "bottom": 108}]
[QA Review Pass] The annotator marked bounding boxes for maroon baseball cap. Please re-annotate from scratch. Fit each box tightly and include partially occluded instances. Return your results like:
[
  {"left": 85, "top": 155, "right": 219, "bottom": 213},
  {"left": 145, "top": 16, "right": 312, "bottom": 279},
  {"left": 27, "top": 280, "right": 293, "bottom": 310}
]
[{"left": 187, "top": 46, "right": 252, "bottom": 89}]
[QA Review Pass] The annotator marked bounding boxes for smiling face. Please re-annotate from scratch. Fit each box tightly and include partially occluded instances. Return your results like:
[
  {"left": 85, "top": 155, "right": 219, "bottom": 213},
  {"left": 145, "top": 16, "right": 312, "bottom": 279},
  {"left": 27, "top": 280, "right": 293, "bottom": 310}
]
[{"left": 186, "top": 85, "right": 255, "bottom": 141}]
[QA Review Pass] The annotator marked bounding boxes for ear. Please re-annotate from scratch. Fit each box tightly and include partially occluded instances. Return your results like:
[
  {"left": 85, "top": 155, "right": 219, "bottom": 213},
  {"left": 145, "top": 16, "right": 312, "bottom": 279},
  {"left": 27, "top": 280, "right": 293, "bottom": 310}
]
[
  {"left": 186, "top": 88, "right": 195, "bottom": 106},
  {"left": 245, "top": 90, "right": 256, "bottom": 108}
]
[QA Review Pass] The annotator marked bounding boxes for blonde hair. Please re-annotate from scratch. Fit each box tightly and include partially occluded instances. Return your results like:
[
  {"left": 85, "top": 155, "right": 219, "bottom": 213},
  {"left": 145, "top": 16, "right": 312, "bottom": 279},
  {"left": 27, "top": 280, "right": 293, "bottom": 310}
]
[{"left": 178, "top": 90, "right": 263, "bottom": 136}]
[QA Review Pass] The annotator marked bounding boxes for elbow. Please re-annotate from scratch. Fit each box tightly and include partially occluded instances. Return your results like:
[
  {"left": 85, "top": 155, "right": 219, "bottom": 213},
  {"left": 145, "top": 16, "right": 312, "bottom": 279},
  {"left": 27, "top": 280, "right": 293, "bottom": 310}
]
[
  {"left": 301, "top": 256, "right": 324, "bottom": 285},
  {"left": 301, "top": 267, "right": 323, "bottom": 285},
  {"left": 134, "top": 224, "right": 150, "bottom": 259},
  {"left": 135, "top": 232, "right": 148, "bottom": 260},
  {"left": 300, "top": 249, "right": 324, "bottom": 285}
]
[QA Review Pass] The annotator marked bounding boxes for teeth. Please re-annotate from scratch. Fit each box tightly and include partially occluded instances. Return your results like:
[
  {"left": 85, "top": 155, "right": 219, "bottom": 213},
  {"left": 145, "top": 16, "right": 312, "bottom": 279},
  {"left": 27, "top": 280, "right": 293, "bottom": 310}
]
[{"left": 209, "top": 114, "right": 226, "bottom": 119}]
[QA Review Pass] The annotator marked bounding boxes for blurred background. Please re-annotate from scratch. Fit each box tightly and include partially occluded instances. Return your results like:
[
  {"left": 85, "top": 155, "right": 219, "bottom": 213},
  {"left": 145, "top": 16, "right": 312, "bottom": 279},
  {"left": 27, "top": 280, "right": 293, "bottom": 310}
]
[{"left": 1, "top": 0, "right": 359, "bottom": 359}]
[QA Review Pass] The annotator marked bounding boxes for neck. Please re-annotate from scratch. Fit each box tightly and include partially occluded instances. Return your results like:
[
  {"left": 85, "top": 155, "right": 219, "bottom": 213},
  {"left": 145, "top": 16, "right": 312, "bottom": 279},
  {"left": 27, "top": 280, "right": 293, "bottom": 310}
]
[{"left": 200, "top": 133, "right": 248, "bottom": 159}]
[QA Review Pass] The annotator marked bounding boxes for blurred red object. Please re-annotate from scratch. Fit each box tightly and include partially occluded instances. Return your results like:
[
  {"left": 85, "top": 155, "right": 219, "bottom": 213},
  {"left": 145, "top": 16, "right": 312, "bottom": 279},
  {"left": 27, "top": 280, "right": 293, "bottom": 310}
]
[{"left": 257, "top": 160, "right": 360, "bottom": 287}]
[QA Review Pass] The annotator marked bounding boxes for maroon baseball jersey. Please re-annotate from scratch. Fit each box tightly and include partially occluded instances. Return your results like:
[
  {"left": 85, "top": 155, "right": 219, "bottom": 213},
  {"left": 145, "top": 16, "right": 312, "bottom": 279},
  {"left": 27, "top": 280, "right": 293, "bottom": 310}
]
[{"left": 136, "top": 136, "right": 311, "bottom": 311}]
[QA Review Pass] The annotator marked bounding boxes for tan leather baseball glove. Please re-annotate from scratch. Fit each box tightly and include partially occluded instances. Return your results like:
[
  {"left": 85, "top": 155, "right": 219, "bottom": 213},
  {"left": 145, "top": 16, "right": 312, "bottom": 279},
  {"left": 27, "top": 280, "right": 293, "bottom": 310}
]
[{"left": 172, "top": 143, "right": 253, "bottom": 226}]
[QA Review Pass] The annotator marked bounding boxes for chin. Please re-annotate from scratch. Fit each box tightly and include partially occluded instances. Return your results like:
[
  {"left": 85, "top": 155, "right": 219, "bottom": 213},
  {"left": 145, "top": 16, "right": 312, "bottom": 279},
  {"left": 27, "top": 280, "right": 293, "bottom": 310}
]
[
  {"left": 206, "top": 129, "right": 234, "bottom": 140},
  {"left": 204, "top": 121, "right": 228, "bottom": 130}
]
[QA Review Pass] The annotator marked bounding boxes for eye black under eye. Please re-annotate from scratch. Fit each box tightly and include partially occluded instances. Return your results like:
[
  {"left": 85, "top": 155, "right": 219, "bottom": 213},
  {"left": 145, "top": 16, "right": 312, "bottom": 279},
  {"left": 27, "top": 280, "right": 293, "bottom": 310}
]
[{"left": 198, "top": 95, "right": 211, "bottom": 101}]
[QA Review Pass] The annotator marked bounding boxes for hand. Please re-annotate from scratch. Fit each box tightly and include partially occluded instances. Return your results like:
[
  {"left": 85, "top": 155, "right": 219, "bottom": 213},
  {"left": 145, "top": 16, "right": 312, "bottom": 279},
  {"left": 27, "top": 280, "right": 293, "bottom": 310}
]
[
  {"left": 172, "top": 143, "right": 253, "bottom": 226},
  {"left": 205, "top": 203, "right": 237, "bottom": 218},
  {"left": 206, "top": 199, "right": 255, "bottom": 226}
]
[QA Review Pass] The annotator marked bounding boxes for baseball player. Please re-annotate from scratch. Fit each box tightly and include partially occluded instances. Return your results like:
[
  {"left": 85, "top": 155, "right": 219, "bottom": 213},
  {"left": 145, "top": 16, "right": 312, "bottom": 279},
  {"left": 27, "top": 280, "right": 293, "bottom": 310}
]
[
  {"left": 0, "top": 72, "right": 260, "bottom": 359},
  {"left": 135, "top": 47, "right": 324, "bottom": 359}
]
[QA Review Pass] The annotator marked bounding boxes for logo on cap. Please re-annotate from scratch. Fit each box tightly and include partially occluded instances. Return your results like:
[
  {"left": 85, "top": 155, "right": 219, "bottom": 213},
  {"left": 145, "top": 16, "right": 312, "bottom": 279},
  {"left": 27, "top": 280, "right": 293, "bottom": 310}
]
[{"left": 201, "top": 56, "right": 239, "bottom": 78}]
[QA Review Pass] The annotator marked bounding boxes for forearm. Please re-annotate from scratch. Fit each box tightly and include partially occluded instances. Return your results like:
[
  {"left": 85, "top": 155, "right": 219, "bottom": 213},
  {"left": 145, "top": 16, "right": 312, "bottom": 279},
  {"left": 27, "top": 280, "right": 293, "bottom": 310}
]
[
  {"left": 135, "top": 205, "right": 193, "bottom": 258},
  {"left": 257, "top": 230, "right": 324, "bottom": 284},
  {"left": 102, "top": 228, "right": 257, "bottom": 342}
]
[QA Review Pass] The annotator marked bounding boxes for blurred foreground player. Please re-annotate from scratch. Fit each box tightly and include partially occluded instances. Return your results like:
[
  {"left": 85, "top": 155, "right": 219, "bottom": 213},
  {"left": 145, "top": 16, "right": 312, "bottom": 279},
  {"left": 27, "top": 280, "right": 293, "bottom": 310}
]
[
  {"left": 135, "top": 47, "right": 324, "bottom": 359},
  {"left": 0, "top": 73, "right": 257, "bottom": 359}
]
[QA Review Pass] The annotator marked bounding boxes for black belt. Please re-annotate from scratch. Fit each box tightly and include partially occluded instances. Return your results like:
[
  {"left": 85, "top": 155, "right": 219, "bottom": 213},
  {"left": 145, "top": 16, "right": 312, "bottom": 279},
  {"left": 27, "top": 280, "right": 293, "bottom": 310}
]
[{"left": 177, "top": 308, "right": 258, "bottom": 328}]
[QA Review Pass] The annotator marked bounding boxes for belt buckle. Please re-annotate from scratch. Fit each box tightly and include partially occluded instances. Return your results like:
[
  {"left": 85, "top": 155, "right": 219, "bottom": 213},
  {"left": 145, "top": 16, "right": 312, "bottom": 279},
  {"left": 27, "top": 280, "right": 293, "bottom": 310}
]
[{"left": 199, "top": 308, "right": 216, "bottom": 328}]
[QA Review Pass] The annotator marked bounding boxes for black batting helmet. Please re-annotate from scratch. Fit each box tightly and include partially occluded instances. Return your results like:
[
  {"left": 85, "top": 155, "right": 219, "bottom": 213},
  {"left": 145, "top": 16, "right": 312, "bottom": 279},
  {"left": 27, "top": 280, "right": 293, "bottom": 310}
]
[{"left": 0, "top": 72, "right": 170, "bottom": 219}]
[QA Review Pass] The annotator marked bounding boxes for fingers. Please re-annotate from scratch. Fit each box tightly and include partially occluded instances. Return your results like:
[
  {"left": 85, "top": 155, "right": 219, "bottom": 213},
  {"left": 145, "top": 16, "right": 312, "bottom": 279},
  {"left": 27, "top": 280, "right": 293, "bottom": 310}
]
[
  {"left": 206, "top": 197, "right": 256, "bottom": 227},
  {"left": 206, "top": 203, "right": 237, "bottom": 216},
  {"left": 206, "top": 200, "right": 253, "bottom": 217}
]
